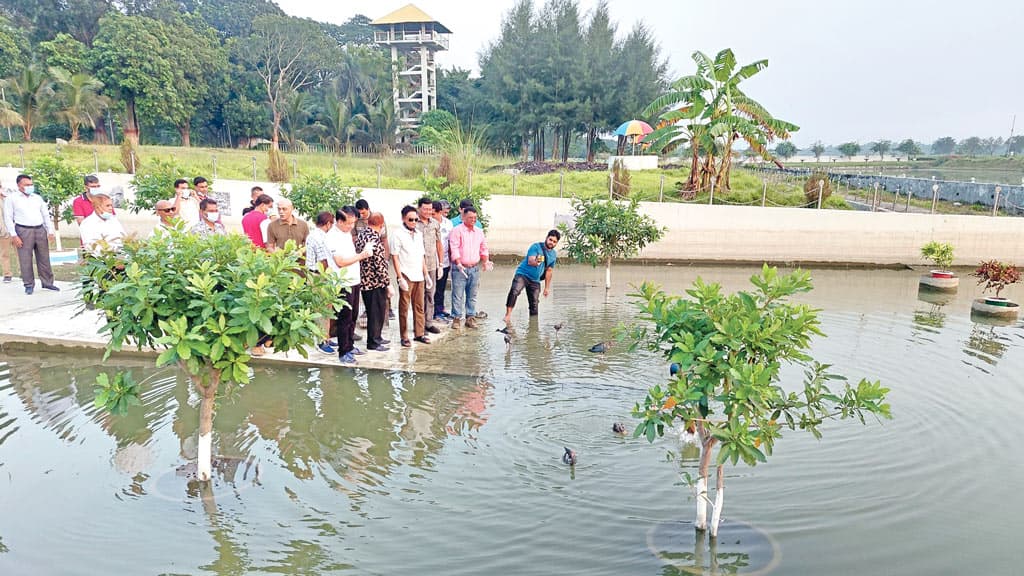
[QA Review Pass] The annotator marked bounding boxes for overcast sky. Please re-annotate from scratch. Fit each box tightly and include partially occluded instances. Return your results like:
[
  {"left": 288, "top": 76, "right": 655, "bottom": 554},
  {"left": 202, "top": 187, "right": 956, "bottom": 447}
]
[{"left": 277, "top": 0, "right": 1023, "bottom": 147}]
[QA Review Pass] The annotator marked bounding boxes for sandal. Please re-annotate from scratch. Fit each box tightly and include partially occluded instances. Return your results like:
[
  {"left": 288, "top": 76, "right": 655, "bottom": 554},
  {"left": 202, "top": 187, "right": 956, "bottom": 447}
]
[
  {"left": 250, "top": 346, "right": 266, "bottom": 357},
  {"left": 401, "top": 339, "right": 412, "bottom": 348},
  {"left": 414, "top": 336, "right": 431, "bottom": 344}
]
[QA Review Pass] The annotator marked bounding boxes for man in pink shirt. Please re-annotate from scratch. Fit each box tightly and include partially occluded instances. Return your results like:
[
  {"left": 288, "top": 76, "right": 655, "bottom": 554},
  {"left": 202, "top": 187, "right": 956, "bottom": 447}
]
[
  {"left": 447, "top": 206, "right": 491, "bottom": 329},
  {"left": 241, "top": 194, "right": 274, "bottom": 248}
]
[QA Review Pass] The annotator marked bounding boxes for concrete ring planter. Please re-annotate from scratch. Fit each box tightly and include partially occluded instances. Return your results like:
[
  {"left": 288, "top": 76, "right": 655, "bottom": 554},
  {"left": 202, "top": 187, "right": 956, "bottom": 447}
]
[
  {"left": 919, "top": 271, "right": 958, "bottom": 292},
  {"left": 970, "top": 298, "right": 1020, "bottom": 318}
]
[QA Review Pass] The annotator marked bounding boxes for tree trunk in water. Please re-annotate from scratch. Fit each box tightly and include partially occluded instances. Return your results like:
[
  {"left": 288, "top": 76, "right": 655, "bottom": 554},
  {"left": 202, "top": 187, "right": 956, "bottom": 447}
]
[
  {"left": 710, "top": 464, "right": 725, "bottom": 537},
  {"left": 195, "top": 372, "right": 220, "bottom": 482},
  {"left": 695, "top": 422, "right": 715, "bottom": 531},
  {"left": 179, "top": 119, "right": 191, "bottom": 148}
]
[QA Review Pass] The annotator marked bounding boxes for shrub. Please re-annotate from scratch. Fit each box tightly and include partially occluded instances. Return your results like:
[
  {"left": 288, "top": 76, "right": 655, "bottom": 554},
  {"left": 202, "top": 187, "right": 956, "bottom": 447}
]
[
  {"left": 29, "top": 155, "right": 81, "bottom": 226},
  {"left": 972, "top": 260, "right": 1021, "bottom": 298},
  {"left": 920, "top": 241, "right": 955, "bottom": 270},
  {"left": 803, "top": 172, "right": 833, "bottom": 205},
  {"left": 286, "top": 173, "right": 362, "bottom": 221},
  {"left": 267, "top": 148, "right": 288, "bottom": 182},
  {"left": 131, "top": 157, "right": 186, "bottom": 213},
  {"left": 420, "top": 175, "right": 490, "bottom": 229}
]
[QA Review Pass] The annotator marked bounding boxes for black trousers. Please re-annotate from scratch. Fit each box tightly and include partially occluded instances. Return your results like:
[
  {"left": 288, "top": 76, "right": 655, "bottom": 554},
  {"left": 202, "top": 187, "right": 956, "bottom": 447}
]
[
  {"left": 434, "top": 265, "right": 450, "bottom": 316},
  {"left": 506, "top": 274, "right": 541, "bottom": 315},
  {"left": 335, "top": 284, "right": 361, "bottom": 355},
  {"left": 361, "top": 286, "right": 387, "bottom": 348}
]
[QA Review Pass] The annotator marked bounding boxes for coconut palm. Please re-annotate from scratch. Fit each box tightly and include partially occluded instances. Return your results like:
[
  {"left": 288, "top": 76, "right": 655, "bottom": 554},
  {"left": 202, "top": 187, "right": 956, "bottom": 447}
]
[
  {"left": 644, "top": 49, "right": 798, "bottom": 192},
  {"left": 280, "top": 90, "right": 313, "bottom": 149},
  {"left": 0, "top": 98, "right": 22, "bottom": 130},
  {"left": 49, "top": 67, "right": 110, "bottom": 143},
  {"left": 313, "top": 90, "right": 368, "bottom": 154},
  {"left": 2, "top": 64, "right": 53, "bottom": 142}
]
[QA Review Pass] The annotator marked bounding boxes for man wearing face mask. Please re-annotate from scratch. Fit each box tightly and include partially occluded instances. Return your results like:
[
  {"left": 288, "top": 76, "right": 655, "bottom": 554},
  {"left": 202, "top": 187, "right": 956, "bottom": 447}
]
[
  {"left": 190, "top": 198, "right": 227, "bottom": 237},
  {"left": 3, "top": 174, "right": 58, "bottom": 294},
  {"left": 79, "top": 190, "right": 126, "bottom": 256}
]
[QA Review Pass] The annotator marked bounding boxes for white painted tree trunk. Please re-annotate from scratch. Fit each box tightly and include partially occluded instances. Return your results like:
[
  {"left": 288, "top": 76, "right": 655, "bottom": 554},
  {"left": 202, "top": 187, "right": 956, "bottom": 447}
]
[
  {"left": 695, "top": 474, "right": 708, "bottom": 530},
  {"left": 694, "top": 427, "right": 715, "bottom": 532},
  {"left": 197, "top": 393, "right": 215, "bottom": 482},
  {"left": 605, "top": 258, "right": 611, "bottom": 291},
  {"left": 710, "top": 464, "right": 725, "bottom": 537}
]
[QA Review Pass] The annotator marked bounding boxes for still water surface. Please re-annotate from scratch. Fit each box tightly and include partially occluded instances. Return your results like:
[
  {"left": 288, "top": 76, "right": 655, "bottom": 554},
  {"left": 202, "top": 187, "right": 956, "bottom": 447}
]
[{"left": 1, "top": 264, "right": 1022, "bottom": 575}]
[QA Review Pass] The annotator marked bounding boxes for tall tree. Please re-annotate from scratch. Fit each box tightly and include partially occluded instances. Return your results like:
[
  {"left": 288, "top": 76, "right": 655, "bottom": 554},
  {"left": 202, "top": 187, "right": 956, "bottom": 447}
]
[
  {"left": 180, "top": 0, "right": 284, "bottom": 38},
  {"left": 2, "top": 64, "right": 52, "bottom": 141},
  {"left": 837, "top": 141, "right": 860, "bottom": 159},
  {"left": 241, "top": 15, "right": 334, "bottom": 150},
  {"left": 931, "top": 136, "right": 956, "bottom": 155},
  {"left": 645, "top": 49, "right": 798, "bottom": 192},
  {"left": 0, "top": 14, "right": 29, "bottom": 79},
  {"left": 91, "top": 12, "right": 177, "bottom": 145},
  {"left": 869, "top": 139, "right": 891, "bottom": 160},
  {"left": 810, "top": 140, "right": 825, "bottom": 161},
  {"left": 49, "top": 67, "right": 110, "bottom": 142},
  {"left": 958, "top": 136, "right": 982, "bottom": 156},
  {"left": 0, "top": 0, "right": 110, "bottom": 44},
  {"left": 580, "top": 1, "right": 617, "bottom": 162},
  {"left": 775, "top": 141, "right": 797, "bottom": 160},
  {"left": 159, "top": 13, "right": 230, "bottom": 147},
  {"left": 895, "top": 138, "right": 921, "bottom": 159},
  {"left": 37, "top": 33, "right": 88, "bottom": 74},
  {"left": 538, "top": 0, "right": 585, "bottom": 163}
]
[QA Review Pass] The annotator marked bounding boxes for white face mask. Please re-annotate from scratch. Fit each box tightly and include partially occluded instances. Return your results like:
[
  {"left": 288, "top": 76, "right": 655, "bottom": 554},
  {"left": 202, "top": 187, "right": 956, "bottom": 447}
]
[
  {"left": 99, "top": 212, "right": 114, "bottom": 221},
  {"left": 180, "top": 189, "right": 191, "bottom": 199},
  {"left": 205, "top": 211, "right": 220, "bottom": 222},
  {"left": 24, "top": 185, "right": 36, "bottom": 195}
]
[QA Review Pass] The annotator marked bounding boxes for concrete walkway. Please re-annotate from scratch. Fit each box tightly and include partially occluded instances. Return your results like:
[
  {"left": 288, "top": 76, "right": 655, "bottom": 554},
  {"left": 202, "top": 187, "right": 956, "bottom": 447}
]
[{"left": 0, "top": 279, "right": 475, "bottom": 376}]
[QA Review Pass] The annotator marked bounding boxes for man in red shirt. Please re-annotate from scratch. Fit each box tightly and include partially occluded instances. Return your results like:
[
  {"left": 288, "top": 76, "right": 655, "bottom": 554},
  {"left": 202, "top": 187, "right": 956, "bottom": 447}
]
[
  {"left": 241, "top": 194, "right": 274, "bottom": 249},
  {"left": 73, "top": 175, "right": 104, "bottom": 224}
]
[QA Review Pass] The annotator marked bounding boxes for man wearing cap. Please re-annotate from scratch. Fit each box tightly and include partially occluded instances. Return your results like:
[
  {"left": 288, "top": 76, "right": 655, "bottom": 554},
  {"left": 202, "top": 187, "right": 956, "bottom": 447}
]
[
  {"left": 3, "top": 174, "right": 58, "bottom": 294},
  {"left": 79, "top": 189, "right": 126, "bottom": 256}
]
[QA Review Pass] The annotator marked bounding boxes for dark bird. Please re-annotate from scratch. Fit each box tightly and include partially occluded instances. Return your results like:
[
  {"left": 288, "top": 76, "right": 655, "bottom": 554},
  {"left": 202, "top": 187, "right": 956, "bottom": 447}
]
[
  {"left": 670, "top": 362, "right": 681, "bottom": 376},
  {"left": 589, "top": 341, "right": 612, "bottom": 353},
  {"left": 553, "top": 323, "right": 564, "bottom": 332},
  {"left": 496, "top": 326, "right": 510, "bottom": 334},
  {"left": 612, "top": 422, "right": 628, "bottom": 435},
  {"left": 562, "top": 447, "right": 578, "bottom": 466},
  {"left": 504, "top": 333, "right": 512, "bottom": 350}
]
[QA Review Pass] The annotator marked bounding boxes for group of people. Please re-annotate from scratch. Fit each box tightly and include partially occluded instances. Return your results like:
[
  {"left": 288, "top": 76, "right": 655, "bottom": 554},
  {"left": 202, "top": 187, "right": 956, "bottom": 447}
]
[{"left": 2, "top": 171, "right": 563, "bottom": 367}]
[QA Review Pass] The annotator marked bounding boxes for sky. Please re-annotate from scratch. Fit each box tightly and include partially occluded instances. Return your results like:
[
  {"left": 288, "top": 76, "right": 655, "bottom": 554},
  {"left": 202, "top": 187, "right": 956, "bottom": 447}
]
[{"left": 276, "top": 0, "right": 1024, "bottom": 147}]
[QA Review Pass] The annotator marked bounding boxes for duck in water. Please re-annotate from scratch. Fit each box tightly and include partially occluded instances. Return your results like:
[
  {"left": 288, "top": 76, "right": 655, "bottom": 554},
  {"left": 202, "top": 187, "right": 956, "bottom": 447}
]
[
  {"left": 503, "top": 332, "right": 512, "bottom": 351},
  {"left": 612, "top": 422, "right": 628, "bottom": 435},
  {"left": 562, "top": 447, "right": 577, "bottom": 466},
  {"left": 589, "top": 341, "right": 612, "bottom": 353}
]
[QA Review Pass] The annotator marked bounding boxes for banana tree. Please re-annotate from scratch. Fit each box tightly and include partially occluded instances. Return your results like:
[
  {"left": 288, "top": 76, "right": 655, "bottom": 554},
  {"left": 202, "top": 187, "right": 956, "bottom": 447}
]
[
  {"left": 643, "top": 49, "right": 798, "bottom": 193},
  {"left": 629, "top": 266, "right": 891, "bottom": 538}
]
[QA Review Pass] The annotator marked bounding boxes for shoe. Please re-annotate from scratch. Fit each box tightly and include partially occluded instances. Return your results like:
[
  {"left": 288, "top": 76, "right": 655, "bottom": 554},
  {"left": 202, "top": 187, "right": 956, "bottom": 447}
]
[
  {"left": 451, "top": 318, "right": 462, "bottom": 330},
  {"left": 414, "top": 335, "right": 431, "bottom": 344},
  {"left": 41, "top": 284, "right": 60, "bottom": 291},
  {"left": 401, "top": 338, "right": 411, "bottom": 348},
  {"left": 25, "top": 285, "right": 34, "bottom": 295},
  {"left": 317, "top": 342, "right": 336, "bottom": 355},
  {"left": 367, "top": 345, "right": 390, "bottom": 352},
  {"left": 339, "top": 352, "right": 358, "bottom": 365},
  {"left": 465, "top": 317, "right": 478, "bottom": 329},
  {"left": 351, "top": 347, "right": 366, "bottom": 355},
  {"left": 354, "top": 333, "right": 363, "bottom": 341},
  {"left": 388, "top": 309, "right": 396, "bottom": 320},
  {"left": 426, "top": 325, "right": 441, "bottom": 334},
  {"left": 475, "top": 311, "right": 488, "bottom": 319},
  {"left": 378, "top": 338, "right": 391, "bottom": 345},
  {"left": 328, "top": 339, "right": 338, "bottom": 347},
  {"left": 2, "top": 276, "right": 10, "bottom": 283}
]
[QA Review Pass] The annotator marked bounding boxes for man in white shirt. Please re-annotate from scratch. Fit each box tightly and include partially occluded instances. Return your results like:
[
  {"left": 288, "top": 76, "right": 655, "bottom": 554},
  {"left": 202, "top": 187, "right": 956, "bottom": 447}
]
[
  {"left": 79, "top": 190, "right": 126, "bottom": 256},
  {"left": 3, "top": 174, "right": 57, "bottom": 294},
  {"left": 172, "top": 178, "right": 201, "bottom": 228},
  {"left": 327, "top": 206, "right": 374, "bottom": 364},
  {"left": 390, "top": 205, "right": 429, "bottom": 347}
]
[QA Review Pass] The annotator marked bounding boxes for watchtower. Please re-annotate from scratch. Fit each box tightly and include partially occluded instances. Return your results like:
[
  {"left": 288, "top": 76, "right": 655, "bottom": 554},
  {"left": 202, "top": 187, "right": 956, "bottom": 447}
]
[{"left": 371, "top": 4, "right": 451, "bottom": 132}]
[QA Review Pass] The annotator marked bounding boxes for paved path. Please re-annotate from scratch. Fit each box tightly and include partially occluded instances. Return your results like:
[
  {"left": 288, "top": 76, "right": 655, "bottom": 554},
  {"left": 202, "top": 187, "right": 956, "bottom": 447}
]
[{"left": 0, "top": 279, "right": 472, "bottom": 376}]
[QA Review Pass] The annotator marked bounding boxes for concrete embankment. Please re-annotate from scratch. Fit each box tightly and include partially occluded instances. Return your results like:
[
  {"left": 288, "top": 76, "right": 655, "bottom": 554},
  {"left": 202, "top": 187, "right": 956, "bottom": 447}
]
[{"left": 2, "top": 168, "right": 1021, "bottom": 266}]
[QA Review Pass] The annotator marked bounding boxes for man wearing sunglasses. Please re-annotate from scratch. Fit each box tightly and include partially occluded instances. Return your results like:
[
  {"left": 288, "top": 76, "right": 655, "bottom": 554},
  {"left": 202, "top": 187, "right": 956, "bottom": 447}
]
[
  {"left": 390, "top": 205, "right": 430, "bottom": 347},
  {"left": 152, "top": 200, "right": 180, "bottom": 236}
]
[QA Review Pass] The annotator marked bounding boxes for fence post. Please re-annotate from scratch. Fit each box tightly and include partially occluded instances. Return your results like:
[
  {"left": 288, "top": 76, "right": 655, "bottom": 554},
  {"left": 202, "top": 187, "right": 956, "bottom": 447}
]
[
  {"left": 560, "top": 171, "right": 565, "bottom": 199},
  {"left": 376, "top": 163, "right": 382, "bottom": 189},
  {"left": 92, "top": 148, "right": 99, "bottom": 174},
  {"left": 251, "top": 156, "right": 257, "bottom": 181},
  {"left": 931, "top": 184, "right": 939, "bottom": 214},
  {"left": 512, "top": 171, "right": 517, "bottom": 196},
  {"left": 130, "top": 150, "right": 136, "bottom": 174},
  {"left": 609, "top": 171, "right": 613, "bottom": 199},
  {"left": 904, "top": 185, "right": 912, "bottom": 212},
  {"left": 872, "top": 182, "right": 879, "bottom": 211},
  {"left": 816, "top": 180, "right": 824, "bottom": 209},
  {"left": 993, "top": 186, "right": 1002, "bottom": 216},
  {"left": 18, "top": 144, "right": 24, "bottom": 169},
  {"left": 212, "top": 155, "right": 217, "bottom": 179},
  {"left": 334, "top": 160, "right": 338, "bottom": 175},
  {"left": 423, "top": 165, "right": 428, "bottom": 179},
  {"left": 468, "top": 168, "right": 473, "bottom": 194},
  {"left": 708, "top": 177, "right": 716, "bottom": 205},
  {"left": 891, "top": 185, "right": 899, "bottom": 211},
  {"left": 659, "top": 175, "right": 665, "bottom": 202},
  {"left": 761, "top": 179, "right": 767, "bottom": 207}
]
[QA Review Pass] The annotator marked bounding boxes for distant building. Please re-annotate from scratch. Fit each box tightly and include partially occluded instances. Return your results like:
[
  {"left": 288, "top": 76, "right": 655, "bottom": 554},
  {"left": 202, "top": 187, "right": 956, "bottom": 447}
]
[{"left": 371, "top": 4, "right": 451, "bottom": 137}]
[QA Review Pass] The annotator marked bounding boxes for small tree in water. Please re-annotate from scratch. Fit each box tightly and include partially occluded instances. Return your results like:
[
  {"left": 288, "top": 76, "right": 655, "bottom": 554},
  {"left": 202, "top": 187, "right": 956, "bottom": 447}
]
[
  {"left": 559, "top": 196, "right": 664, "bottom": 292},
  {"left": 628, "top": 266, "right": 890, "bottom": 537},
  {"left": 82, "top": 230, "right": 340, "bottom": 481}
]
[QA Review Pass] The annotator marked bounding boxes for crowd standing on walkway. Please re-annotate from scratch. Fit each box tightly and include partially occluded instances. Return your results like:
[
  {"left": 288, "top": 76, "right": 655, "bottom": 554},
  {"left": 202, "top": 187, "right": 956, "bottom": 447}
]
[{"left": 3, "top": 172, "right": 561, "bottom": 364}]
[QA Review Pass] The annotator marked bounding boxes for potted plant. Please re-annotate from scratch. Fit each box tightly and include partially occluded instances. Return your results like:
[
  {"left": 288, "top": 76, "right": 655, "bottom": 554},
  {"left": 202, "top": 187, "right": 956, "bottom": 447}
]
[
  {"left": 919, "top": 241, "right": 958, "bottom": 292},
  {"left": 970, "top": 260, "right": 1021, "bottom": 318}
]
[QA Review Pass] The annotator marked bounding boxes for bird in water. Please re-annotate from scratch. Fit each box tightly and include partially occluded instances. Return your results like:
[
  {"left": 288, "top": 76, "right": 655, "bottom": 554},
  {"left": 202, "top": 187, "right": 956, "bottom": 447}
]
[
  {"left": 496, "top": 326, "right": 510, "bottom": 334},
  {"left": 670, "top": 362, "right": 681, "bottom": 376},
  {"left": 553, "top": 322, "right": 564, "bottom": 333},
  {"left": 503, "top": 332, "right": 512, "bottom": 351},
  {"left": 562, "top": 447, "right": 578, "bottom": 466},
  {"left": 612, "top": 422, "right": 628, "bottom": 435},
  {"left": 589, "top": 341, "right": 612, "bottom": 353}
]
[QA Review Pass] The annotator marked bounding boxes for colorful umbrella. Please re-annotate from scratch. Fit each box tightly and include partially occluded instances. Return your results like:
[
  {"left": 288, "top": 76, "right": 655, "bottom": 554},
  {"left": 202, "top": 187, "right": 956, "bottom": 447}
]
[{"left": 614, "top": 120, "right": 654, "bottom": 137}]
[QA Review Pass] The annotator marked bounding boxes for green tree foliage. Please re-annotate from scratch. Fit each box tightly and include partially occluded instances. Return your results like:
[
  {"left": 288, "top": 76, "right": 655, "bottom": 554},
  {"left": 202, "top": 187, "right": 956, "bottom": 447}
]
[
  {"left": 28, "top": 155, "right": 80, "bottom": 228},
  {"left": 0, "top": 0, "right": 109, "bottom": 44},
  {"left": 869, "top": 139, "right": 892, "bottom": 160},
  {"left": 3, "top": 63, "right": 53, "bottom": 141},
  {"left": 91, "top": 12, "right": 177, "bottom": 145},
  {"left": 37, "top": 33, "right": 87, "bottom": 74},
  {"left": 645, "top": 49, "right": 798, "bottom": 192},
  {"left": 895, "top": 138, "right": 921, "bottom": 159},
  {"left": 286, "top": 173, "right": 361, "bottom": 220},
  {"left": 159, "top": 13, "right": 230, "bottom": 147},
  {"left": 321, "top": 14, "right": 374, "bottom": 45},
  {"left": 49, "top": 67, "right": 110, "bottom": 142},
  {"left": 775, "top": 141, "right": 797, "bottom": 160},
  {"left": 0, "top": 14, "right": 29, "bottom": 79},
  {"left": 628, "top": 266, "right": 890, "bottom": 536},
  {"left": 837, "top": 141, "right": 860, "bottom": 159},
  {"left": 420, "top": 175, "right": 490, "bottom": 229},
  {"left": 958, "top": 136, "right": 982, "bottom": 157},
  {"left": 931, "top": 136, "right": 956, "bottom": 155},
  {"left": 558, "top": 196, "right": 665, "bottom": 290},
  {"left": 223, "top": 95, "right": 268, "bottom": 144},
  {"left": 131, "top": 157, "right": 184, "bottom": 212},
  {"left": 181, "top": 0, "right": 284, "bottom": 38},
  {"left": 810, "top": 140, "right": 825, "bottom": 161}
]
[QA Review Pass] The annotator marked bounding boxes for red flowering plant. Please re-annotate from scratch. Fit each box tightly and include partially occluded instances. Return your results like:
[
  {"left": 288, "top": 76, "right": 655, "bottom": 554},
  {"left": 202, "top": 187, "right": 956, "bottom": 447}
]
[{"left": 972, "top": 260, "right": 1021, "bottom": 298}]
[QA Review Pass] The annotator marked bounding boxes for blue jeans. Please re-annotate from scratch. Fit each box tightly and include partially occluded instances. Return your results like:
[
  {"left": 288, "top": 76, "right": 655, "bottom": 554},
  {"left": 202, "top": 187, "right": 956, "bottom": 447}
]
[{"left": 451, "top": 264, "right": 479, "bottom": 320}]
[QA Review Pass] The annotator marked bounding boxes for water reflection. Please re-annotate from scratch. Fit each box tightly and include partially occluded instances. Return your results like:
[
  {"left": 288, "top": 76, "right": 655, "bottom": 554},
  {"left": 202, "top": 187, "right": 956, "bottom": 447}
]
[{"left": 963, "top": 322, "right": 1013, "bottom": 368}]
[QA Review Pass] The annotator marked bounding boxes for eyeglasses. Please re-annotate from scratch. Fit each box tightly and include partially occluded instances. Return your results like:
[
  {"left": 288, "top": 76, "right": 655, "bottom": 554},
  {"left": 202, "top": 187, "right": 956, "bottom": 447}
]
[
  {"left": 406, "top": 217, "right": 419, "bottom": 223},
  {"left": 159, "top": 208, "right": 176, "bottom": 213}
]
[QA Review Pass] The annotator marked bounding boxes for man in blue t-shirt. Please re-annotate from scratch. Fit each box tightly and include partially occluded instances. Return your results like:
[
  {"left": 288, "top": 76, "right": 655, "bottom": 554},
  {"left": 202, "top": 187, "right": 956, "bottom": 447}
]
[{"left": 503, "top": 229, "right": 561, "bottom": 326}]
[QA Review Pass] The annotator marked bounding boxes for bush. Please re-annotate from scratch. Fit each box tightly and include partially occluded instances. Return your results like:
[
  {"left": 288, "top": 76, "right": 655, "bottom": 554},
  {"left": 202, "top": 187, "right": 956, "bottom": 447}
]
[
  {"left": 920, "top": 241, "right": 955, "bottom": 270},
  {"left": 131, "top": 157, "right": 186, "bottom": 213},
  {"left": 267, "top": 148, "right": 288, "bottom": 182},
  {"left": 286, "top": 173, "right": 362, "bottom": 221},
  {"left": 803, "top": 172, "right": 833, "bottom": 205},
  {"left": 972, "top": 260, "right": 1021, "bottom": 298},
  {"left": 29, "top": 155, "right": 81, "bottom": 226},
  {"left": 420, "top": 175, "right": 490, "bottom": 229}
]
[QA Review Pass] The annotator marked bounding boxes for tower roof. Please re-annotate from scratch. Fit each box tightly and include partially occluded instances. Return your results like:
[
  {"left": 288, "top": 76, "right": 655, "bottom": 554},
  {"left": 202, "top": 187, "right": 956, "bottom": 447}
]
[{"left": 371, "top": 4, "right": 451, "bottom": 34}]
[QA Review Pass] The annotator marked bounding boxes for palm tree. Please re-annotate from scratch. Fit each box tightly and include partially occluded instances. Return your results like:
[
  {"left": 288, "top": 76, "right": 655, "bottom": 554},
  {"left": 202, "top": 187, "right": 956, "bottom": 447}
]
[
  {"left": 313, "top": 90, "right": 368, "bottom": 154},
  {"left": 0, "top": 98, "right": 23, "bottom": 131},
  {"left": 50, "top": 67, "right": 110, "bottom": 143},
  {"left": 3, "top": 65, "right": 53, "bottom": 142},
  {"left": 280, "top": 91, "right": 313, "bottom": 150},
  {"left": 644, "top": 49, "right": 798, "bottom": 192}
]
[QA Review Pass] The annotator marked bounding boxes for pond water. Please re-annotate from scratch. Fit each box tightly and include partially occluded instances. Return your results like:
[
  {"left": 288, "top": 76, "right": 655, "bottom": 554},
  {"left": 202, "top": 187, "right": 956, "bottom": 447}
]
[{"left": 1, "top": 264, "right": 1022, "bottom": 575}]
